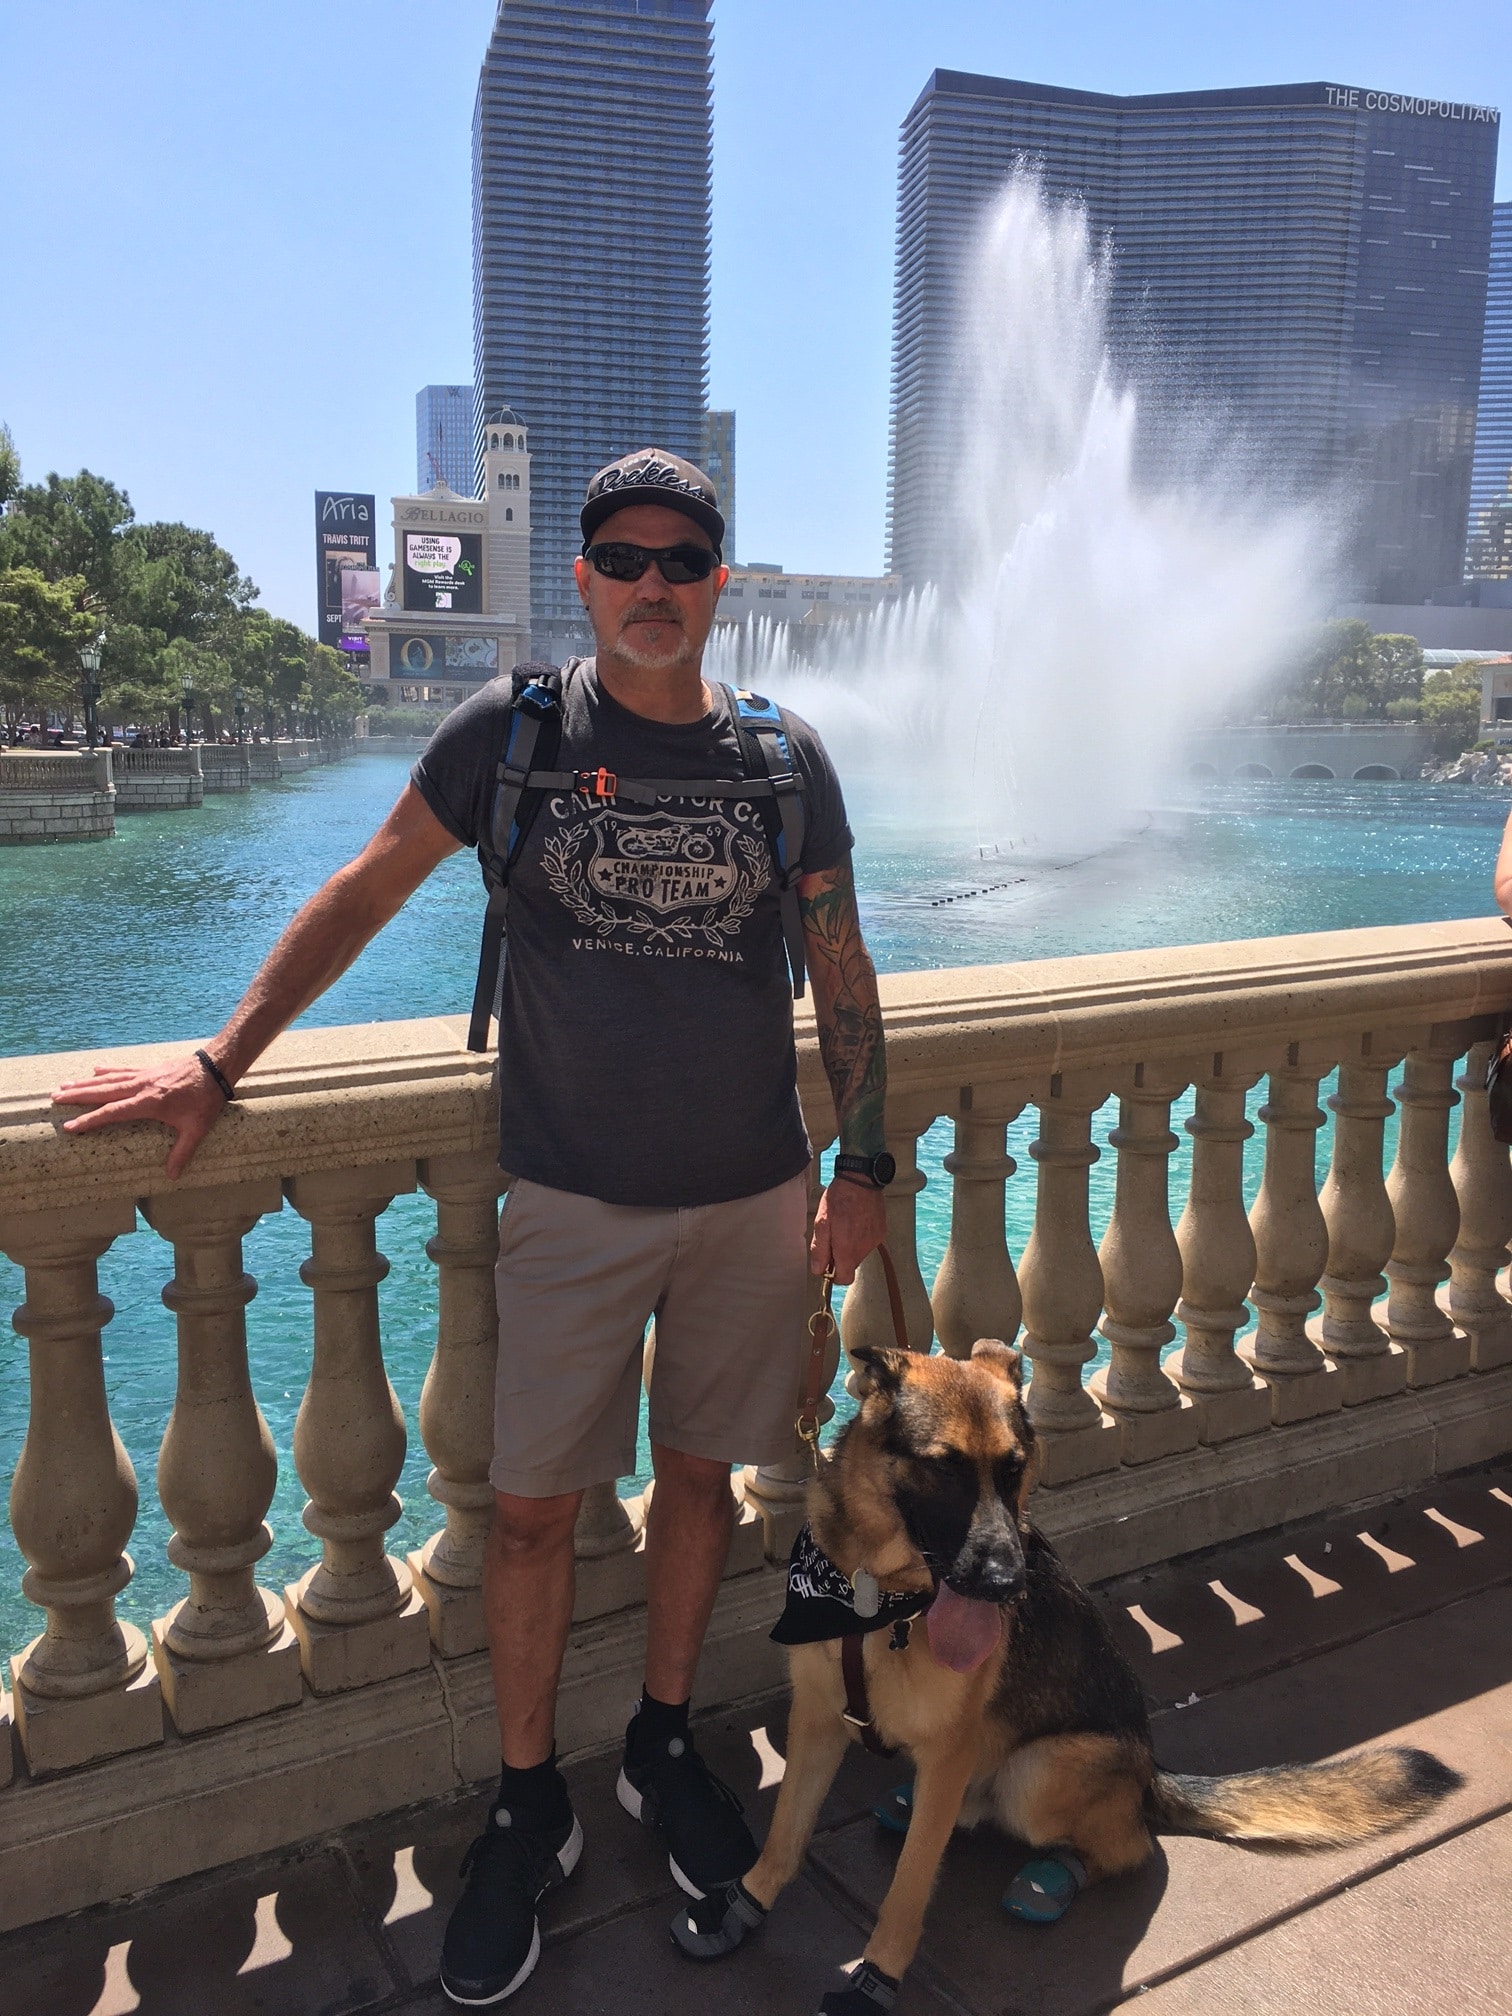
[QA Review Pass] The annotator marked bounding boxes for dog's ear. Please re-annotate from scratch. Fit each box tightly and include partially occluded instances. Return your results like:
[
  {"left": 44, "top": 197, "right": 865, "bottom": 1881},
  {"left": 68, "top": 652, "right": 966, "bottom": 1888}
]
[
  {"left": 970, "top": 1338, "right": 1024, "bottom": 1391},
  {"left": 847, "top": 1344, "right": 912, "bottom": 1401}
]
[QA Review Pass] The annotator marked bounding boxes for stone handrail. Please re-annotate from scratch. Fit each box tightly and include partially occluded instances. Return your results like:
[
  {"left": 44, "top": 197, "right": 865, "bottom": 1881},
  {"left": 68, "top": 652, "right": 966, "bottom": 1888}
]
[
  {"left": 3, "top": 916, "right": 1512, "bottom": 1924},
  {"left": 0, "top": 750, "right": 112, "bottom": 792},
  {"left": 115, "top": 747, "right": 201, "bottom": 776}
]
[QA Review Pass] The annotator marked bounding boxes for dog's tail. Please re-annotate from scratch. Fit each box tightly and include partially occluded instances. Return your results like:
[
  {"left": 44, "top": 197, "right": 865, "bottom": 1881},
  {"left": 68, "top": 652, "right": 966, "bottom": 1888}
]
[{"left": 1147, "top": 1748, "right": 1461, "bottom": 1848}]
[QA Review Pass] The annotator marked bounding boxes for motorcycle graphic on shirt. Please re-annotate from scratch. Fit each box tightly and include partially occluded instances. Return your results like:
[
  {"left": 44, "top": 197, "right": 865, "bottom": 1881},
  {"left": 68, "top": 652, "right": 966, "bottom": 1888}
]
[{"left": 541, "top": 797, "right": 771, "bottom": 957}]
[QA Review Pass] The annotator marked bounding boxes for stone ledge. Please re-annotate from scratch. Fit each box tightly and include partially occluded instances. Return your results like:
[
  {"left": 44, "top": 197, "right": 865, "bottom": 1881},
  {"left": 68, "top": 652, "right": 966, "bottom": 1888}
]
[
  {"left": 0, "top": 1560, "right": 787, "bottom": 1934},
  {"left": 1033, "top": 1361, "right": 1512, "bottom": 1582}
]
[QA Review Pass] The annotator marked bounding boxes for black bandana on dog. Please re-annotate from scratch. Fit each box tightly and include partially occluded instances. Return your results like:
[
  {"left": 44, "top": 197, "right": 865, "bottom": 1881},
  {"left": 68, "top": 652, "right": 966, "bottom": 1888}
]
[{"left": 770, "top": 1523, "right": 934, "bottom": 1646}]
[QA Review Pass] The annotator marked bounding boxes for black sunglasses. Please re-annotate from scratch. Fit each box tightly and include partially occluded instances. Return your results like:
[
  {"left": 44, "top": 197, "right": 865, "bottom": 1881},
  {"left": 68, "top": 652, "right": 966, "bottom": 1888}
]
[{"left": 584, "top": 541, "right": 719, "bottom": 585}]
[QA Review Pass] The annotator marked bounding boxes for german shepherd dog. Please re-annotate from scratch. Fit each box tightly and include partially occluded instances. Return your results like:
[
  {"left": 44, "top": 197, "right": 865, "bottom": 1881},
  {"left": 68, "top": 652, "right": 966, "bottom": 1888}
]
[{"left": 672, "top": 1340, "right": 1462, "bottom": 2014}]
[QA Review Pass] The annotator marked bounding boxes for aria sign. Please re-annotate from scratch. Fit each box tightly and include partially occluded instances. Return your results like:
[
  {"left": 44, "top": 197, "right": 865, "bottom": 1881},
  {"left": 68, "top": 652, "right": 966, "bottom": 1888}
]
[{"left": 314, "top": 492, "right": 377, "bottom": 652}]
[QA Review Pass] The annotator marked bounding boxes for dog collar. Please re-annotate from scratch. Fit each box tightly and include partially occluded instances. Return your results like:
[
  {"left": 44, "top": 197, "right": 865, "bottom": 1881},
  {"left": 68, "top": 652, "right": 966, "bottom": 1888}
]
[{"left": 769, "top": 1523, "right": 933, "bottom": 1646}]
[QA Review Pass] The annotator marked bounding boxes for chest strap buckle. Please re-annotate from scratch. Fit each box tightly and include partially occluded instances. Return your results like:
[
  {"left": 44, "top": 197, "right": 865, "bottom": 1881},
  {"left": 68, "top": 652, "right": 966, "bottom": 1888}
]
[{"left": 576, "top": 766, "right": 618, "bottom": 801}]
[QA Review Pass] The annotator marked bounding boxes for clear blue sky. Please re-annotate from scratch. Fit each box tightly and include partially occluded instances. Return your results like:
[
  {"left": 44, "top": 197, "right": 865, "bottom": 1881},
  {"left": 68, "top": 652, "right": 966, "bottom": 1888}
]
[{"left": 1, "top": 1, "right": 1506, "bottom": 624}]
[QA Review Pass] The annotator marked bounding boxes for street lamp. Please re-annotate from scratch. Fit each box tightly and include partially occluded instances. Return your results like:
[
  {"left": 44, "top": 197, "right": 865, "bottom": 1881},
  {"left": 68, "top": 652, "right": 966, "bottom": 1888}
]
[
  {"left": 80, "top": 634, "right": 104, "bottom": 750},
  {"left": 233, "top": 684, "right": 246, "bottom": 745},
  {"left": 180, "top": 669, "right": 197, "bottom": 745}
]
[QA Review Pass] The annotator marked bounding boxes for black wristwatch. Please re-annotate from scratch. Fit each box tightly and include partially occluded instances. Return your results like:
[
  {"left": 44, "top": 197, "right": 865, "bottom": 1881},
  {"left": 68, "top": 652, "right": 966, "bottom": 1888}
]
[{"left": 833, "top": 1151, "right": 896, "bottom": 1189}]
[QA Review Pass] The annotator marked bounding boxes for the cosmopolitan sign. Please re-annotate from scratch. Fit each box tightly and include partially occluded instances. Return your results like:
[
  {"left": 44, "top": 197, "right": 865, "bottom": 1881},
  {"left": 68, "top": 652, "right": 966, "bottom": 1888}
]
[{"left": 1324, "top": 85, "right": 1499, "bottom": 122}]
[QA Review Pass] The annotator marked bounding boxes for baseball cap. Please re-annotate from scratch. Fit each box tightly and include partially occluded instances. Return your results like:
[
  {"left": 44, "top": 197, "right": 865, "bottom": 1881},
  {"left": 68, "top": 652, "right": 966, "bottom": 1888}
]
[{"left": 580, "top": 448, "right": 725, "bottom": 555}]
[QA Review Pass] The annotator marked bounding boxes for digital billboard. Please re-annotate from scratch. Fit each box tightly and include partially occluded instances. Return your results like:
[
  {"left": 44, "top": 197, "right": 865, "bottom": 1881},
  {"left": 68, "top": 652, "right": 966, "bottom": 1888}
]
[
  {"left": 314, "top": 492, "right": 377, "bottom": 651},
  {"left": 389, "top": 633, "right": 499, "bottom": 677},
  {"left": 402, "top": 530, "right": 483, "bottom": 614}
]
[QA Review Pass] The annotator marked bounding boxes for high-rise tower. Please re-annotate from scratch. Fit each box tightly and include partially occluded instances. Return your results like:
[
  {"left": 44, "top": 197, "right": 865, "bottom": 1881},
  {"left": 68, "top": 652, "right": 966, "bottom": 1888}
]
[
  {"left": 416, "top": 385, "right": 477, "bottom": 496},
  {"left": 1468, "top": 203, "right": 1512, "bottom": 583},
  {"left": 887, "top": 75, "right": 1499, "bottom": 603},
  {"left": 472, "top": 0, "right": 713, "bottom": 652}
]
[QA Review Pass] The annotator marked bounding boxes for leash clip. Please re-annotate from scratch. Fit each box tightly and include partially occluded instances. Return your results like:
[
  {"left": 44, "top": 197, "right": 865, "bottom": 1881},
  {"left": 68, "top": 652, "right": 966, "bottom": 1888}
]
[{"left": 795, "top": 1265, "right": 836, "bottom": 1474}]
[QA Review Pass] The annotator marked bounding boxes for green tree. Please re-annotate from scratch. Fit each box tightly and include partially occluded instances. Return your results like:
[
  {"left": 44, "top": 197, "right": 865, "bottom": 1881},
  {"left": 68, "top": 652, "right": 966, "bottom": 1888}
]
[
  {"left": 0, "top": 424, "right": 19, "bottom": 514},
  {"left": 103, "top": 521, "right": 257, "bottom": 733},
  {"left": 0, "top": 568, "right": 97, "bottom": 733},
  {"left": 0, "top": 469, "right": 134, "bottom": 605},
  {"left": 229, "top": 611, "right": 313, "bottom": 736},
  {"left": 304, "top": 644, "right": 364, "bottom": 735},
  {"left": 1420, "top": 664, "right": 1483, "bottom": 759},
  {"left": 1367, "top": 634, "right": 1425, "bottom": 710}
]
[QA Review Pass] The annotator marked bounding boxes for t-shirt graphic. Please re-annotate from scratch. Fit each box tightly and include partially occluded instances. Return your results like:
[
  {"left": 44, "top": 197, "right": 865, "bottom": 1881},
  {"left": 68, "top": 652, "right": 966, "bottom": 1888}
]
[
  {"left": 543, "top": 798, "right": 770, "bottom": 960},
  {"left": 411, "top": 659, "right": 853, "bottom": 1207}
]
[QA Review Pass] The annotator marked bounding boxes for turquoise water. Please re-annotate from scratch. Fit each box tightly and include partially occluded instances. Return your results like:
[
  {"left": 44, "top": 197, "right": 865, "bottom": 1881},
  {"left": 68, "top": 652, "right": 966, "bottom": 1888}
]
[{"left": 1, "top": 755, "right": 1507, "bottom": 1657}]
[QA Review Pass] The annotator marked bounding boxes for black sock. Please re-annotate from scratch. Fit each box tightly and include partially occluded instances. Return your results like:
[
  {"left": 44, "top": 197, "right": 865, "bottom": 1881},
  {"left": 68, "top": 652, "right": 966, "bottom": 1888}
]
[
  {"left": 632, "top": 1688, "right": 691, "bottom": 1753},
  {"left": 494, "top": 1753, "right": 569, "bottom": 1829}
]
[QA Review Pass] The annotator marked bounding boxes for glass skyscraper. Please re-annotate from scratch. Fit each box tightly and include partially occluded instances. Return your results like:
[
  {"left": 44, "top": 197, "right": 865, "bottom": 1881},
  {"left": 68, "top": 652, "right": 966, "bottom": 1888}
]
[
  {"left": 415, "top": 384, "right": 477, "bottom": 495},
  {"left": 472, "top": 0, "right": 712, "bottom": 647},
  {"left": 888, "top": 75, "right": 1500, "bottom": 602},
  {"left": 1468, "top": 203, "right": 1512, "bottom": 581}
]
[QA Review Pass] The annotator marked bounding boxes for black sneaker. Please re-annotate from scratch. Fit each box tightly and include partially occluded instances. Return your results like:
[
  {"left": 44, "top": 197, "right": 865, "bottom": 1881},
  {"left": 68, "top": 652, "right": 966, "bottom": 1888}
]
[
  {"left": 616, "top": 1712, "right": 757, "bottom": 1898},
  {"left": 439, "top": 1796, "right": 583, "bottom": 2006}
]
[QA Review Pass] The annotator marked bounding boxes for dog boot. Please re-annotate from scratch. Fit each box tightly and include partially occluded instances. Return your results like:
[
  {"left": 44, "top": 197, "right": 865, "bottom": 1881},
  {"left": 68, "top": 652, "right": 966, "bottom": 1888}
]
[
  {"left": 872, "top": 1780, "right": 913, "bottom": 1834},
  {"left": 668, "top": 1877, "right": 767, "bottom": 1959},
  {"left": 1002, "top": 1849, "right": 1087, "bottom": 1924},
  {"left": 819, "top": 1958, "right": 900, "bottom": 2011}
]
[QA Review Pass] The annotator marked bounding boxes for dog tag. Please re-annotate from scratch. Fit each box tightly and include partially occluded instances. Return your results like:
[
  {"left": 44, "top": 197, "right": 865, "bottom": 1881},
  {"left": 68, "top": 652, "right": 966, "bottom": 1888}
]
[{"left": 852, "top": 1569, "right": 880, "bottom": 1618}]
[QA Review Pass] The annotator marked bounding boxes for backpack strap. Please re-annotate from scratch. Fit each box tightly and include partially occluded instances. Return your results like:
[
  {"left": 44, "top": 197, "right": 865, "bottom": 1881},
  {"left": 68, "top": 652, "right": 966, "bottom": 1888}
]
[
  {"left": 467, "top": 662, "right": 563, "bottom": 1052},
  {"left": 729, "top": 686, "right": 808, "bottom": 999}
]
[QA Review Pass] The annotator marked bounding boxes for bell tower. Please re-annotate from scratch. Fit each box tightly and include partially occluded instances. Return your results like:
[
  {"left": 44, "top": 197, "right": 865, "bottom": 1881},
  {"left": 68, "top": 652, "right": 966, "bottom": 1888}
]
[{"left": 482, "top": 408, "right": 531, "bottom": 624}]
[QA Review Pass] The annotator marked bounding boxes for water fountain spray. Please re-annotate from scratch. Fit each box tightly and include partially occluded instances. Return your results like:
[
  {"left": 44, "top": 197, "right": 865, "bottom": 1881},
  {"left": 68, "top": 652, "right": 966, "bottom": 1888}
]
[{"left": 710, "top": 169, "right": 1337, "bottom": 862}]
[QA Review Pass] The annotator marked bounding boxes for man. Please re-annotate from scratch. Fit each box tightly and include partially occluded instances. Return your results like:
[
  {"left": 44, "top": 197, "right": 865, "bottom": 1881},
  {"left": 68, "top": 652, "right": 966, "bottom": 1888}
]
[{"left": 54, "top": 449, "right": 891, "bottom": 2007}]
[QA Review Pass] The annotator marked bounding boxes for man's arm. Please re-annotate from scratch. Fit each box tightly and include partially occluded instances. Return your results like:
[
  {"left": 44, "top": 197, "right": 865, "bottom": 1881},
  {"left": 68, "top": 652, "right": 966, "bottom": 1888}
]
[
  {"left": 799, "top": 853, "right": 888, "bottom": 1284},
  {"left": 1495, "top": 804, "right": 1512, "bottom": 915},
  {"left": 52, "top": 782, "right": 461, "bottom": 1178}
]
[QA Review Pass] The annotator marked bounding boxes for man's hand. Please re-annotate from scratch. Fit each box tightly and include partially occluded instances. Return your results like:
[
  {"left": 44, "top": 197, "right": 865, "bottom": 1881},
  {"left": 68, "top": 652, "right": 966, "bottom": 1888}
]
[
  {"left": 53, "top": 1054, "right": 228, "bottom": 1181},
  {"left": 48, "top": 781, "right": 459, "bottom": 1182},
  {"left": 810, "top": 1175, "right": 887, "bottom": 1285}
]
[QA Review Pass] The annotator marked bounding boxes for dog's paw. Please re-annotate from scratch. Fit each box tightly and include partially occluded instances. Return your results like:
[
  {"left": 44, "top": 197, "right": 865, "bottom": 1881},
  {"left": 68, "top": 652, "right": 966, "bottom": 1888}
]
[
  {"left": 1002, "top": 1850, "right": 1087, "bottom": 1924},
  {"left": 669, "top": 1877, "right": 766, "bottom": 1960},
  {"left": 819, "top": 1958, "right": 900, "bottom": 2011}
]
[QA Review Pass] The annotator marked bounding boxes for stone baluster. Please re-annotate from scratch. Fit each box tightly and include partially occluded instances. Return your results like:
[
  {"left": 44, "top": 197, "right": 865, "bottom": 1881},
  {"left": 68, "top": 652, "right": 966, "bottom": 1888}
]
[
  {"left": 745, "top": 1159, "right": 840, "bottom": 1560},
  {"left": 407, "top": 1152, "right": 508, "bottom": 1657},
  {"left": 1169, "top": 1058, "right": 1269, "bottom": 1441},
  {"left": 1090, "top": 1066, "right": 1198, "bottom": 1462},
  {"left": 142, "top": 1181, "right": 302, "bottom": 1732},
  {"left": 283, "top": 1164, "right": 430, "bottom": 1692},
  {"left": 1, "top": 1200, "right": 163, "bottom": 1774},
  {"left": 839, "top": 1097, "right": 940, "bottom": 1359},
  {"left": 1314, "top": 1038, "right": 1408, "bottom": 1404},
  {"left": 1385, "top": 1037, "right": 1472, "bottom": 1386},
  {"left": 1242, "top": 1046, "right": 1341, "bottom": 1420},
  {"left": 1018, "top": 1073, "right": 1120, "bottom": 1483},
  {"left": 1448, "top": 1038, "right": 1512, "bottom": 1371},
  {"left": 931, "top": 1088, "right": 1025, "bottom": 1359}
]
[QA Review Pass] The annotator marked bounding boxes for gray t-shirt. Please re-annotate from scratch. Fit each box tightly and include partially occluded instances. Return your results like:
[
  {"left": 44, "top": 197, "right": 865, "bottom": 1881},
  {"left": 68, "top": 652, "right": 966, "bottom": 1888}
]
[{"left": 412, "top": 659, "right": 853, "bottom": 1206}]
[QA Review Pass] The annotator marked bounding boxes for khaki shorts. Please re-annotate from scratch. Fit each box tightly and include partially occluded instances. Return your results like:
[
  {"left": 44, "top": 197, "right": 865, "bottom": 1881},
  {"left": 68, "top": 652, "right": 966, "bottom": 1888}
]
[{"left": 490, "top": 1170, "right": 812, "bottom": 1497}]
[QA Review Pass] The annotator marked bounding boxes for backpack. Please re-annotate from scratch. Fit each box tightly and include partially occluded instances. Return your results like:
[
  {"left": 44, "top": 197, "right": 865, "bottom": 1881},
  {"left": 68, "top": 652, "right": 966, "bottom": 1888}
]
[{"left": 466, "top": 659, "right": 809, "bottom": 1052}]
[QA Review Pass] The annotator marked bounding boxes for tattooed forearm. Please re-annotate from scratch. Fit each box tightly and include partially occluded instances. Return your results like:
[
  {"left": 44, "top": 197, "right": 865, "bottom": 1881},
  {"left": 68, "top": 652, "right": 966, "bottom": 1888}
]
[{"left": 799, "top": 857, "right": 887, "bottom": 1153}]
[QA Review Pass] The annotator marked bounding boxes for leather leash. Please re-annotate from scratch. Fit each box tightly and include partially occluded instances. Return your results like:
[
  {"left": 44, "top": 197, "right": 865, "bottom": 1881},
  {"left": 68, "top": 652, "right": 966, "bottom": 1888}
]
[
  {"left": 792, "top": 1239, "right": 912, "bottom": 1759},
  {"left": 795, "top": 1243, "right": 909, "bottom": 1470}
]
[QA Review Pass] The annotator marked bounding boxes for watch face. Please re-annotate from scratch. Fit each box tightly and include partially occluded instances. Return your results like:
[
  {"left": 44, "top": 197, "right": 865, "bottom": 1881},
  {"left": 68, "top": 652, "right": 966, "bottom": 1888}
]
[{"left": 873, "top": 1151, "right": 897, "bottom": 1186}]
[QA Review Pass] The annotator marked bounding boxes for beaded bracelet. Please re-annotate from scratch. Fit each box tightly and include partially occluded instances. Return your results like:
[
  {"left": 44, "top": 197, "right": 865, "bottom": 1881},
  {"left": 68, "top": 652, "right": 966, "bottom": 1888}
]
[{"left": 194, "top": 1048, "right": 237, "bottom": 1104}]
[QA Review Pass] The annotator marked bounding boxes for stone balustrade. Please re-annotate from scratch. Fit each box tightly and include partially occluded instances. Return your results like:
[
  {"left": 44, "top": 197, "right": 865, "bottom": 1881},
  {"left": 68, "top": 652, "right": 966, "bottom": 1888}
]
[
  {"left": 3, "top": 918, "right": 1512, "bottom": 1929},
  {"left": 114, "top": 746, "right": 205, "bottom": 812},
  {"left": 0, "top": 748, "right": 115, "bottom": 842},
  {"left": 197, "top": 745, "right": 252, "bottom": 793}
]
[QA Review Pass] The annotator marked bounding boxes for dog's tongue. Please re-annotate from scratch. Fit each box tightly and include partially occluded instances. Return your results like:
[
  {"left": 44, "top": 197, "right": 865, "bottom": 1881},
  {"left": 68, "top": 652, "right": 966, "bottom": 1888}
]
[{"left": 926, "top": 1582, "right": 1002, "bottom": 1673}]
